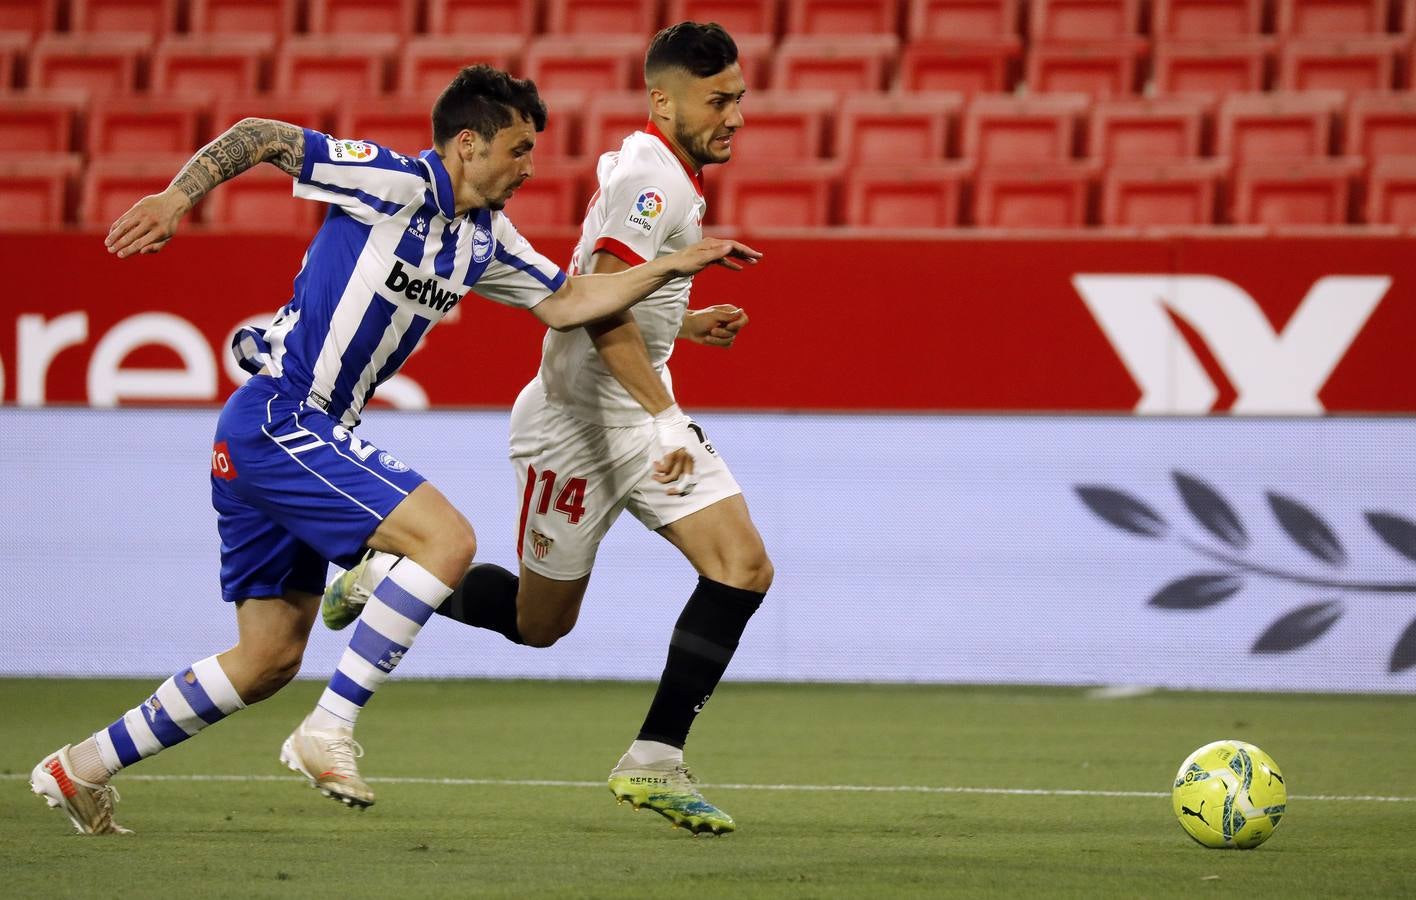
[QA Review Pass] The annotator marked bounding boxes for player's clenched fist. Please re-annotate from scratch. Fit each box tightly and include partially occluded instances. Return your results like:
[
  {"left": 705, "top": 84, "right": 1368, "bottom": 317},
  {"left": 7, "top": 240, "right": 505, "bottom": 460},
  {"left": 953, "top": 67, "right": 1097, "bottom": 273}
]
[
  {"left": 668, "top": 237, "right": 762, "bottom": 275},
  {"left": 106, "top": 188, "right": 191, "bottom": 259}
]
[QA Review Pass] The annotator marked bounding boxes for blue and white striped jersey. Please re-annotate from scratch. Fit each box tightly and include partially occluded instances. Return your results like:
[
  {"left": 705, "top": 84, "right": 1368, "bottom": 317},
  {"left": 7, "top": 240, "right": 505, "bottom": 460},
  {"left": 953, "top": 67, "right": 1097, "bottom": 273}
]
[{"left": 235, "top": 129, "right": 566, "bottom": 426}]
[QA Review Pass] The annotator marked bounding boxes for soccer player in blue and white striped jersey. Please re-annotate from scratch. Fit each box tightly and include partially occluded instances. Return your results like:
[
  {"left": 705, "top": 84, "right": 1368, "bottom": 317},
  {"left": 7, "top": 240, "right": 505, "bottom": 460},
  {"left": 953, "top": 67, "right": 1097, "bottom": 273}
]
[{"left": 29, "top": 65, "right": 760, "bottom": 833}]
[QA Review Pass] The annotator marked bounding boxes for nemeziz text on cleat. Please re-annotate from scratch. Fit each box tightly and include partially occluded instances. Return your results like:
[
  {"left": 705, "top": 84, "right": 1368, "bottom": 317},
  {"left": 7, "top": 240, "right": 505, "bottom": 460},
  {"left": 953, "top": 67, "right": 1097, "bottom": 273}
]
[
  {"left": 608, "top": 756, "right": 736, "bottom": 835},
  {"left": 30, "top": 745, "right": 133, "bottom": 835},
  {"left": 322, "top": 550, "right": 374, "bottom": 631},
  {"left": 279, "top": 718, "right": 375, "bottom": 808}
]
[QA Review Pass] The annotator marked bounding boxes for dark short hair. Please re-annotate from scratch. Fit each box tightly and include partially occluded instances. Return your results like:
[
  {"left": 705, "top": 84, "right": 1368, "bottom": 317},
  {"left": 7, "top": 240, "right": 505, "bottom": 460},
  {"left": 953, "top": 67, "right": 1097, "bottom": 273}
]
[
  {"left": 432, "top": 64, "right": 547, "bottom": 145},
  {"left": 644, "top": 21, "right": 739, "bottom": 82}
]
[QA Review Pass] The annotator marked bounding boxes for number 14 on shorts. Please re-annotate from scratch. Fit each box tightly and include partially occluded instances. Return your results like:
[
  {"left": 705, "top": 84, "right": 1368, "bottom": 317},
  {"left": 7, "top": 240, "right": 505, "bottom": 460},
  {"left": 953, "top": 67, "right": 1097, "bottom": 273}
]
[{"left": 531, "top": 467, "right": 587, "bottom": 524}]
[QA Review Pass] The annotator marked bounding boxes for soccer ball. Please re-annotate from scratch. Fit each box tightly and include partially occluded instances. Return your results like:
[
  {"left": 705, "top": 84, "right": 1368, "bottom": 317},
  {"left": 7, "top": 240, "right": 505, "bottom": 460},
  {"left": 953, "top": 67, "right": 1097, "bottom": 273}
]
[{"left": 1172, "top": 739, "right": 1287, "bottom": 849}]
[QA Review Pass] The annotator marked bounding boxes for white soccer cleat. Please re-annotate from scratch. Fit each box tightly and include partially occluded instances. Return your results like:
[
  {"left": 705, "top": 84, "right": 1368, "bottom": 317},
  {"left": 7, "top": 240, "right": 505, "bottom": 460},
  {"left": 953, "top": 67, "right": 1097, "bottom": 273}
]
[
  {"left": 30, "top": 745, "right": 133, "bottom": 835},
  {"left": 279, "top": 717, "right": 375, "bottom": 808}
]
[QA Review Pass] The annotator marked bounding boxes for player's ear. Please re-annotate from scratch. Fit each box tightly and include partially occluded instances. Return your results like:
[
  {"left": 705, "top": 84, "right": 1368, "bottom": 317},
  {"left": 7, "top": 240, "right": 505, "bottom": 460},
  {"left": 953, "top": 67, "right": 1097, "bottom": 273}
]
[{"left": 648, "top": 86, "right": 672, "bottom": 121}]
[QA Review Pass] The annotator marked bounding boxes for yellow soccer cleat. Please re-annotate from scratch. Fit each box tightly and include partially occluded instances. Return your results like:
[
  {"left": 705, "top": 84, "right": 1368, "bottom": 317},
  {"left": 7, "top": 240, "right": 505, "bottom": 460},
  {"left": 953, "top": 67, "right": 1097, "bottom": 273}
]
[
  {"left": 608, "top": 755, "right": 736, "bottom": 836},
  {"left": 322, "top": 553, "right": 375, "bottom": 631}
]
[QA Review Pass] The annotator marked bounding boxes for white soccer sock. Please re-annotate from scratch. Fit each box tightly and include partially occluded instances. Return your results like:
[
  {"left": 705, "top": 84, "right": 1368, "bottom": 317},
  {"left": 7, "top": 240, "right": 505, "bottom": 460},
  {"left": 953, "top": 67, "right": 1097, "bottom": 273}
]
[
  {"left": 627, "top": 739, "right": 684, "bottom": 766},
  {"left": 81, "top": 655, "right": 245, "bottom": 780},
  {"left": 312, "top": 558, "right": 452, "bottom": 730}
]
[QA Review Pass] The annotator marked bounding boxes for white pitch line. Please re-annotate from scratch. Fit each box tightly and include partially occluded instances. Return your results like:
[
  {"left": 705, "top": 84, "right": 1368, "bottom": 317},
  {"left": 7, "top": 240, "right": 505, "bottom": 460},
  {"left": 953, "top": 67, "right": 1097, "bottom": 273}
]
[{"left": 1, "top": 772, "right": 1410, "bottom": 803}]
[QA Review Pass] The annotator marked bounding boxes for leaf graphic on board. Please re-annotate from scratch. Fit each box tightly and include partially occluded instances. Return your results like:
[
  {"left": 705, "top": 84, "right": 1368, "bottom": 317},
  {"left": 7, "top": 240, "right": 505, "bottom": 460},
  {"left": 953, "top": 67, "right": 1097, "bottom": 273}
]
[
  {"left": 1267, "top": 492, "right": 1346, "bottom": 566},
  {"left": 1252, "top": 601, "right": 1343, "bottom": 653},
  {"left": 1366, "top": 512, "right": 1416, "bottom": 563},
  {"left": 1390, "top": 618, "right": 1416, "bottom": 674},
  {"left": 1174, "top": 471, "right": 1248, "bottom": 549},
  {"left": 1075, "top": 487, "right": 1168, "bottom": 538},
  {"left": 1149, "top": 574, "right": 1244, "bottom": 609}
]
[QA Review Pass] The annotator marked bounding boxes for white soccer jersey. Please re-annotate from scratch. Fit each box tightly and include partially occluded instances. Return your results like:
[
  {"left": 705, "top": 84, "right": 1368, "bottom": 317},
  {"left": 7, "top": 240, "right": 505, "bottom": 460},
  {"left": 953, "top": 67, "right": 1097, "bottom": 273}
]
[
  {"left": 245, "top": 129, "right": 566, "bottom": 426},
  {"left": 537, "top": 122, "right": 707, "bottom": 425}
]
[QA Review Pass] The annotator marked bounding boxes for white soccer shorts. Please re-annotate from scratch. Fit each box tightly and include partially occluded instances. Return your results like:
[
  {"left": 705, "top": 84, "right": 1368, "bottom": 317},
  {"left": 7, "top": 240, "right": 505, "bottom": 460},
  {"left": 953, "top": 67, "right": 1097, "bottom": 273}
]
[{"left": 508, "top": 380, "right": 742, "bottom": 580}]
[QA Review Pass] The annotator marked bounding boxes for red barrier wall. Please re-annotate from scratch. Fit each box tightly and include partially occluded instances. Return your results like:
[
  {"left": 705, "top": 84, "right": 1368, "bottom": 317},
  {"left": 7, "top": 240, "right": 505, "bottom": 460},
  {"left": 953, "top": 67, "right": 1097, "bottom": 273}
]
[{"left": 5, "top": 229, "right": 1413, "bottom": 412}]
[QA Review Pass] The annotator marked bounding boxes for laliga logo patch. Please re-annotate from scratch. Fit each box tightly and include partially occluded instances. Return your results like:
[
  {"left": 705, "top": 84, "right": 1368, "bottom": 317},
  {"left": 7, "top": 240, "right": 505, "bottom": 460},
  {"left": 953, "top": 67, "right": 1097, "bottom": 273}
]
[
  {"left": 625, "top": 187, "right": 666, "bottom": 234},
  {"left": 378, "top": 451, "right": 410, "bottom": 473},
  {"left": 329, "top": 138, "right": 379, "bottom": 163},
  {"left": 472, "top": 224, "right": 494, "bottom": 263}
]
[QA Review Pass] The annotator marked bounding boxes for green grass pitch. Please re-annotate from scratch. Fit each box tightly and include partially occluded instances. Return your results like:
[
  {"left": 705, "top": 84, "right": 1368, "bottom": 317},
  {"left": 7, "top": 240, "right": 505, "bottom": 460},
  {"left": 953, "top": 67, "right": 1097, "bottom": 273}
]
[{"left": 2, "top": 679, "right": 1413, "bottom": 899}]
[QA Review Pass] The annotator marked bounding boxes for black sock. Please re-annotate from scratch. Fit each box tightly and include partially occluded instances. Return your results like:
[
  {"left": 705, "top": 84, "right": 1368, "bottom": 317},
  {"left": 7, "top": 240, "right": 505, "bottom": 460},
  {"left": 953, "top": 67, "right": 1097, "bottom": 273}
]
[
  {"left": 637, "top": 576, "right": 764, "bottom": 749},
  {"left": 435, "top": 563, "right": 524, "bottom": 645}
]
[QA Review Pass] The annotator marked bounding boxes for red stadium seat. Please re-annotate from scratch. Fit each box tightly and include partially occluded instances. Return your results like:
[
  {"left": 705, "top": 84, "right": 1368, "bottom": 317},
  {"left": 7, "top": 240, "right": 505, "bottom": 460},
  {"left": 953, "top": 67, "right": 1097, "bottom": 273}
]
[
  {"left": 150, "top": 36, "right": 273, "bottom": 96},
  {"left": 1365, "top": 157, "right": 1416, "bottom": 224},
  {"left": 712, "top": 162, "right": 841, "bottom": 226},
  {"left": 0, "top": 91, "right": 86, "bottom": 153},
  {"left": 834, "top": 92, "right": 960, "bottom": 163},
  {"left": 906, "top": 0, "right": 1020, "bottom": 40},
  {"left": 68, "top": 0, "right": 178, "bottom": 39},
  {"left": 721, "top": 89, "right": 835, "bottom": 163},
  {"left": 732, "top": 34, "right": 775, "bottom": 89},
  {"left": 522, "top": 36, "right": 644, "bottom": 92},
  {"left": 1231, "top": 158, "right": 1362, "bottom": 224},
  {"left": 771, "top": 36, "right": 899, "bottom": 92},
  {"left": 1028, "top": 0, "right": 1140, "bottom": 40},
  {"left": 1025, "top": 40, "right": 1147, "bottom": 98},
  {"left": 0, "top": 31, "right": 24, "bottom": 90},
  {"left": 81, "top": 155, "right": 194, "bottom": 226},
  {"left": 273, "top": 36, "right": 396, "bottom": 98},
  {"left": 0, "top": 0, "right": 59, "bottom": 36},
  {"left": 582, "top": 92, "right": 649, "bottom": 157},
  {"left": 535, "top": 90, "right": 587, "bottom": 159},
  {"left": 1088, "top": 97, "right": 1206, "bottom": 162},
  {"left": 503, "top": 161, "right": 586, "bottom": 227},
  {"left": 842, "top": 163, "right": 971, "bottom": 226},
  {"left": 427, "top": 0, "right": 534, "bottom": 35},
  {"left": 202, "top": 167, "right": 324, "bottom": 231},
  {"left": 1277, "top": 38, "right": 1403, "bottom": 94},
  {"left": 665, "top": 0, "right": 779, "bottom": 38},
  {"left": 896, "top": 38, "right": 1021, "bottom": 95},
  {"left": 973, "top": 163, "right": 1097, "bottom": 227},
  {"left": 336, "top": 100, "right": 433, "bottom": 153},
  {"left": 212, "top": 94, "right": 338, "bottom": 135},
  {"left": 1101, "top": 160, "right": 1225, "bottom": 225},
  {"left": 544, "top": 0, "right": 658, "bottom": 35},
  {"left": 1217, "top": 91, "right": 1343, "bottom": 165},
  {"left": 963, "top": 93, "right": 1088, "bottom": 165},
  {"left": 1275, "top": 0, "right": 1388, "bottom": 35},
  {"left": 88, "top": 96, "right": 206, "bottom": 156},
  {"left": 397, "top": 37, "right": 524, "bottom": 101},
  {"left": 0, "top": 154, "right": 80, "bottom": 227},
  {"left": 1151, "top": 0, "right": 1263, "bottom": 38},
  {"left": 1151, "top": 39, "right": 1273, "bottom": 97},
  {"left": 28, "top": 36, "right": 147, "bottom": 97},
  {"left": 785, "top": 0, "right": 901, "bottom": 34},
  {"left": 188, "top": 0, "right": 298, "bottom": 37},
  {"left": 1346, "top": 91, "right": 1416, "bottom": 160},
  {"left": 306, "top": 0, "right": 418, "bottom": 35}
]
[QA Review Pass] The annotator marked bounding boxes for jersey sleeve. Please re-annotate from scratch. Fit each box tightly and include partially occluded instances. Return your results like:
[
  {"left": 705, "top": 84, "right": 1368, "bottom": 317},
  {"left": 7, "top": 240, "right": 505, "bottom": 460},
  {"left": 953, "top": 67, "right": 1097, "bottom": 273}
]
[
  {"left": 587, "top": 163, "right": 688, "bottom": 267},
  {"left": 469, "top": 212, "right": 568, "bottom": 309},
  {"left": 292, "top": 129, "right": 427, "bottom": 223}
]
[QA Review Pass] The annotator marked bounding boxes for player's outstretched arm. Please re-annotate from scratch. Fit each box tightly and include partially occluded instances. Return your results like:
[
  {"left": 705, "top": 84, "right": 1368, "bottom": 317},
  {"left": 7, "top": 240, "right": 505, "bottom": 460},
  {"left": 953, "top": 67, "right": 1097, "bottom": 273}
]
[
  {"left": 530, "top": 237, "right": 761, "bottom": 331},
  {"left": 680, "top": 305, "right": 749, "bottom": 348},
  {"left": 105, "top": 118, "right": 305, "bottom": 259}
]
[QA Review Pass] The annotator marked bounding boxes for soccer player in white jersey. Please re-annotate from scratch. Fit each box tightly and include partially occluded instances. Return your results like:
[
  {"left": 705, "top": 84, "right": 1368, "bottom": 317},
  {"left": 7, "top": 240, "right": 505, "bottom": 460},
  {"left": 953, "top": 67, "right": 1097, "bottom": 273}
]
[
  {"left": 28, "top": 64, "right": 760, "bottom": 834},
  {"left": 324, "top": 24, "right": 769, "bottom": 835}
]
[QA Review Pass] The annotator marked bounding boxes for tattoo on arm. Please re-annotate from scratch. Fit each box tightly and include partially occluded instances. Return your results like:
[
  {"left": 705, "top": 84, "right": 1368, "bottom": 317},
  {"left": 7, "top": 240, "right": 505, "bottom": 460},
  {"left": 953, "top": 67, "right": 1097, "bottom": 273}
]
[{"left": 169, "top": 118, "right": 305, "bottom": 206}]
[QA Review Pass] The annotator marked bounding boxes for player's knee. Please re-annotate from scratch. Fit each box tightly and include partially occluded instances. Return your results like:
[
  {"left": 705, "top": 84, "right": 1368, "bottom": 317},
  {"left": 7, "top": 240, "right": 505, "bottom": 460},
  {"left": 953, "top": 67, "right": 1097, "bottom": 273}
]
[
  {"left": 516, "top": 614, "right": 574, "bottom": 648},
  {"left": 241, "top": 642, "right": 306, "bottom": 702},
  {"left": 723, "top": 548, "right": 773, "bottom": 594}
]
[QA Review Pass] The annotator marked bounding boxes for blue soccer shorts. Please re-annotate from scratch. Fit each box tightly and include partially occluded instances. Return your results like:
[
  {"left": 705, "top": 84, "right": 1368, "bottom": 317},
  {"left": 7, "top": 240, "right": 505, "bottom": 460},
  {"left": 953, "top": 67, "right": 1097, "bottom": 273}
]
[{"left": 210, "top": 375, "right": 427, "bottom": 601}]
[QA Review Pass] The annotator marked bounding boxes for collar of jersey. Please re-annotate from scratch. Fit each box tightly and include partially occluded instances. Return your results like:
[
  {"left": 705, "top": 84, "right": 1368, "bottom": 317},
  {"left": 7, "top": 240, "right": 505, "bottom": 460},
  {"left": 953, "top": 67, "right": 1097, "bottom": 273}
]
[
  {"left": 418, "top": 148, "right": 459, "bottom": 219},
  {"left": 644, "top": 121, "right": 704, "bottom": 197}
]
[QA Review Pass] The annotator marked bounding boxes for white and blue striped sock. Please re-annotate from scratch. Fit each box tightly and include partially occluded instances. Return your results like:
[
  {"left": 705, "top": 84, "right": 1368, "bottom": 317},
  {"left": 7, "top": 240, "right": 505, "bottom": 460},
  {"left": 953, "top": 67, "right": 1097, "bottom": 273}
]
[
  {"left": 310, "top": 558, "right": 452, "bottom": 731},
  {"left": 91, "top": 655, "right": 246, "bottom": 775}
]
